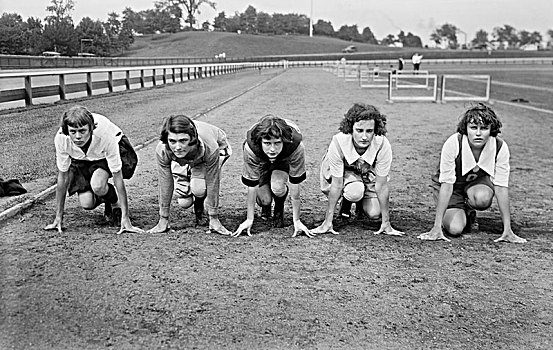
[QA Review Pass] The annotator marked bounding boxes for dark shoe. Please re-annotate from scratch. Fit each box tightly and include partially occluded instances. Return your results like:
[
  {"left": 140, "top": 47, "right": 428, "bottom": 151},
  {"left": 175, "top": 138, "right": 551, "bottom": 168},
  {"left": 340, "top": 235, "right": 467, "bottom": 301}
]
[
  {"left": 103, "top": 202, "right": 113, "bottom": 223},
  {"left": 194, "top": 198, "right": 208, "bottom": 226},
  {"left": 464, "top": 208, "right": 478, "bottom": 233},
  {"left": 272, "top": 209, "right": 284, "bottom": 228},
  {"left": 111, "top": 207, "right": 122, "bottom": 227},
  {"left": 260, "top": 205, "right": 272, "bottom": 221},
  {"left": 338, "top": 199, "right": 352, "bottom": 222}
]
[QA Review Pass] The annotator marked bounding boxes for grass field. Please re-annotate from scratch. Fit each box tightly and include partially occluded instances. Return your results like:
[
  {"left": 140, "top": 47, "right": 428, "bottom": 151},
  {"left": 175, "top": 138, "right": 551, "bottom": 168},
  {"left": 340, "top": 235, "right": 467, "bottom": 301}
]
[
  {"left": 122, "top": 31, "right": 396, "bottom": 58},
  {"left": 1, "top": 64, "right": 552, "bottom": 349}
]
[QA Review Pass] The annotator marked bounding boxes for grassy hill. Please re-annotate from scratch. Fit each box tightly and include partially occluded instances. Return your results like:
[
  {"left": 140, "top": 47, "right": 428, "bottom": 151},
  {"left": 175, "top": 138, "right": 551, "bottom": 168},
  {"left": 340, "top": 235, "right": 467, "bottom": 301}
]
[{"left": 121, "top": 31, "right": 400, "bottom": 58}]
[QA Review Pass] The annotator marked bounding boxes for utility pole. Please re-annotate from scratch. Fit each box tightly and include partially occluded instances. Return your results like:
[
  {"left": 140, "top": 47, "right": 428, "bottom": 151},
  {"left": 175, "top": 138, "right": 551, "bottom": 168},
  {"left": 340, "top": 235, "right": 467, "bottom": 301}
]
[{"left": 309, "top": 0, "right": 313, "bottom": 37}]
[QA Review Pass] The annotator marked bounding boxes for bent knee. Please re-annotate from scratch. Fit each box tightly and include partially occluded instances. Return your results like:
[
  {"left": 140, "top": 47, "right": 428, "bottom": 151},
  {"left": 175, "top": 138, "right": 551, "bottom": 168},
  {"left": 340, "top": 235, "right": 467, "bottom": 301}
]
[
  {"left": 190, "top": 178, "right": 206, "bottom": 198},
  {"left": 343, "top": 182, "right": 364, "bottom": 202},
  {"left": 177, "top": 197, "right": 194, "bottom": 209}
]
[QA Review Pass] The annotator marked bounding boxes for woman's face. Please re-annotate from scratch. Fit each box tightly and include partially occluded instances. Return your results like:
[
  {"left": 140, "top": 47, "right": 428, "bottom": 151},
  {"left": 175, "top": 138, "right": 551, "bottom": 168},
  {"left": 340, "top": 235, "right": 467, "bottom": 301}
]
[
  {"left": 466, "top": 122, "right": 491, "bottom": 150},
  {"left": 167, "top": 132, "right": 196, "bottom": 158},
  {"left": 352, "top": 119, "right": 375, "bottom": 152},
  {"left": 261, "top": 137, "right": 283, "bottom": 160}
]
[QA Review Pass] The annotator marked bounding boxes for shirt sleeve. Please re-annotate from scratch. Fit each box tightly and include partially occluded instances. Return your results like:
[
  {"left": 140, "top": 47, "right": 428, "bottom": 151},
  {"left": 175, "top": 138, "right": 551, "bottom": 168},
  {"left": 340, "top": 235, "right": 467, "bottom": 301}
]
[
  {"left": 54, "top": 133, "right": 71, "bottom": 172},
  {"left": 374, "top": 138, "right": 392, "bottom": 177},
  {"left": 155, "top": 142, "right": 174, "bottom": 218},
  {"left": 217, "top": 128, "right": 232, "bottom": 156},
  {"left": 438, "top": 135, "right": 459, "bottom": 184},
  {"left": 241, "top": 143, "right": 262, "bottom": 187},
  {"left": 326, "top": 138, "right": 345, "bottom": 178},
  {"left": 288, "top": 142, "right": 307, "bottom": 184},
  {"left": 492, "top": 142, "right": 510, "bottom": 187},
  {"left": 104, "top": 137, "right": 123, "bottom": 174}
]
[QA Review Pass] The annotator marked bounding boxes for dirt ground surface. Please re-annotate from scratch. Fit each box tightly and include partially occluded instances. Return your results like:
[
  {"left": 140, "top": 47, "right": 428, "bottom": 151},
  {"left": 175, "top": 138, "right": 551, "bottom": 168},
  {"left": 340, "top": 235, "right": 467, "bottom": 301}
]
[{"left": 1, "top": 68, "right": 552, "bottom": 349}]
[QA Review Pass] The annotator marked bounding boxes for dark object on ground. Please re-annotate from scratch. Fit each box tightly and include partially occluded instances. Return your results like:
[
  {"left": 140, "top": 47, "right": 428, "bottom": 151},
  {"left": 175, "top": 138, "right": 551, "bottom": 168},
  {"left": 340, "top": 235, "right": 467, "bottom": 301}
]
[
  {"left": 0, "top": 178, "right": 27, "bottom": 197},
  {"left": 511, "top": 98, "right": 530, "bottom": 103}
]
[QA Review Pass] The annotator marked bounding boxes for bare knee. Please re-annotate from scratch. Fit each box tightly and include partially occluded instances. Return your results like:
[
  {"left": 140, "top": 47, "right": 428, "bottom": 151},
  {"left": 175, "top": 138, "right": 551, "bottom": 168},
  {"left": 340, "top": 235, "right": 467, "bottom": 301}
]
[
  {"left": 177, "top": 196, "right": 194, "bottom": 209},
  {"left": 343, "top": 182, "right": 364, "bottom": 202}
]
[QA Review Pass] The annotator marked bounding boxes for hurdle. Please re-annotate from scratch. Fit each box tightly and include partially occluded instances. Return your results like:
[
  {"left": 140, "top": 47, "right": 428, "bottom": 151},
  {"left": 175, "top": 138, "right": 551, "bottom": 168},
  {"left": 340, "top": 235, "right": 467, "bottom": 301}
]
[
  {"left": 344, "top": 65, "right": 360, "bottom": 82},
  {"left": 395, "top": 70, "right": 430, "bottom": 89},
  {"left": 440, "top": 75, "right": 491, "bottom": 102},
  {"left": 386, "top": 73, "right": 438, "bottom": 103},
  {"left": 359, "top": 68, "right": 392, "bottom": 88}
]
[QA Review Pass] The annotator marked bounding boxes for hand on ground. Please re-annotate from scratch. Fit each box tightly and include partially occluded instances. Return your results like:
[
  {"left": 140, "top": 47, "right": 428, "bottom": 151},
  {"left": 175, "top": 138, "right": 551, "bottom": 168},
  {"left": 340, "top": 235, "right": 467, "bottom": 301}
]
[
  {"left": 494, "top": 230, "right": 527, "bottom": 243},
  {"left": 117, "top": 217, "right": 144, "bottom": 234},
  {"left": 44, "top": 219, "right": 63, "bottom": 233},
  {"left": 311, "top": 222, "right": 339, "bottom": 235},
  {"left": 292, "top": 220, "right": 316, "bottom": 238},
  {"left": 417, "top": 227, "right": 450, "bottom": 242},
  {"left": 232, "top": 219, "right": 253, "bottom": 237},
  {"left": 374, "top": 223, "right": 405, "bottom": 236},
  {"left": 207, "top": 218, "right": 231, "bottom": 236},
  {"left": 147, "top": 220, "right": 170, "bottom": 234}
]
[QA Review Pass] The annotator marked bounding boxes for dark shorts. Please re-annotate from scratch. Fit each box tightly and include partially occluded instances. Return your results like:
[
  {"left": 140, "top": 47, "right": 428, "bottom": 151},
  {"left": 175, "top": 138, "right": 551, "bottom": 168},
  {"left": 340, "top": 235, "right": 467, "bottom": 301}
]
[
  {"left": 67, "top": 135, "right": 138, "bottom": 195},
  {"left": 431, "top": 175, "right": 494, "bottom": 210}
]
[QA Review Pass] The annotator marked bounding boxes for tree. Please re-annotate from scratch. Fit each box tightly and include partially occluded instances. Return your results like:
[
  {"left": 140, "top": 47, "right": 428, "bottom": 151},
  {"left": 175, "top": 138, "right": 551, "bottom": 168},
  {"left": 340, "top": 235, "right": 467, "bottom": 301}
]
[
  {"left": 43, "top": 0, "right": 79, "bottom": 55},
  {"left": 380, "top": 34, "right": 396, "bottom": 46},
  {"left": 168, "top": 0, "right": 216, "bottom": 29},
  {"left": 431, "top": 23, "right": 458, "bottom": 49},
  {"left": 337, "top": 24, "right": 362, "bottom": 42},
  {"left": 25, "top": 17, "right": 45, "bottom": 55},
  {"left": 519, "top": 30, "right": 542, "bottom": 45},
  {"left": 240, "top": 5, "right": 257, "bottom": 33},
  {"left": 547, "top": 29, "right": 553, "bottom": 49},
  {"left": 256, "top": 12, "right": 273, "bottom": 34},
  {"left": 361, "top": 27, "right": 378, "bottom": 44},
  {"left": 471, "top": 29, "right": 489, "bottom": 46},
  {"left": 493, "top": 25, "right": 519, "bottom": 48},
  {"left": 213, "top": 11, "right": 227, "bottom": 31},
  {"left": 76, "top": 17, "right": 109, "bottom": 55},
  {"left": 313, "top": 19, "right": 334, "bottom": 37},
  {"left": 122, "top": 7, "right": 146, "bottom": 35},
  {"left": 0, "top": 13, "right": 26, "bottom": 54},
  {"left": 402, "top": 32, "right": 422, "bottom": 47}
]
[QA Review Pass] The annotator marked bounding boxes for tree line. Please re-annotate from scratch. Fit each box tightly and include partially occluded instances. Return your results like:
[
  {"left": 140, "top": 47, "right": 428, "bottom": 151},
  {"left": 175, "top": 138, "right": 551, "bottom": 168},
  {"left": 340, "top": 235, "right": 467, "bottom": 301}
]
[{"left": 1, "top": 0, "right": 551, "bottom": 56}]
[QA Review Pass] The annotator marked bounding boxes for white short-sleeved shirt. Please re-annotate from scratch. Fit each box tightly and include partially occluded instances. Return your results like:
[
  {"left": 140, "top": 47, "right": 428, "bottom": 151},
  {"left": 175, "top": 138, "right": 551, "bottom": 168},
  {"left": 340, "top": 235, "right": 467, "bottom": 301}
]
[
  {"left": 438, "top": 133, "right": 510, "bottom": 187},
  {"left": 321, "top": 133, "right": 392, "bottom": 181},
  {"left": 54, "top": 113, "right": 123, "bottom": 173}
]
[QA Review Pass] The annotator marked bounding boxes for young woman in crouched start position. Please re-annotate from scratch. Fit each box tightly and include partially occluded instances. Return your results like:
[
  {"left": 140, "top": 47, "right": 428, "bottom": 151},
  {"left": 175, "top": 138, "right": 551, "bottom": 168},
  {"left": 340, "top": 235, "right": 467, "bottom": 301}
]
[
  {"left": 44, "top": 106, "right": 142, "bottom": 234},
  {"left": 233, "top": 115, "right": 313, "bottom": 238},
  {"left": 418, "top": 103, "right": 526, "bottom": 243},
  {"left": 148, "top": 115, "right": 232, "bottom": 235},
  {"left": 313, "top": 103, "right": 403, "bottom": 236}
]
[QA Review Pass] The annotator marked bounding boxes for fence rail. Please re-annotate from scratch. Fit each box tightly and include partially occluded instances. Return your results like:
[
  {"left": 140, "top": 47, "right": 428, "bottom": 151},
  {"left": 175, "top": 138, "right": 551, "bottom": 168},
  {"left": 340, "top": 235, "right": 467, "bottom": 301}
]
[{"left": 1, "top": 61, "right": 301, "bottom": 108}]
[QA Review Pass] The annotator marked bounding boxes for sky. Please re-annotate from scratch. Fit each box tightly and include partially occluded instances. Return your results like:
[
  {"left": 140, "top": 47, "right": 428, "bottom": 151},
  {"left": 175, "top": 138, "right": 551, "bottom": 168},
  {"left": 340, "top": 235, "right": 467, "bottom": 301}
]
[{"left": 2, "top": 0, "right": 552, "bottom": 45}]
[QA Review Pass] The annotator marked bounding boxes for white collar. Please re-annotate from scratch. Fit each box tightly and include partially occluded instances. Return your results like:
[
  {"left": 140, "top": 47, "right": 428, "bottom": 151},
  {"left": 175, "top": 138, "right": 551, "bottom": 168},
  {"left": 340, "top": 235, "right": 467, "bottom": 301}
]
[
  {"left": 461, "top": 135, "right": 497, "bottom": 176},
  {"left": 335, "top": 133, "right": 383, "bottom": 165}
]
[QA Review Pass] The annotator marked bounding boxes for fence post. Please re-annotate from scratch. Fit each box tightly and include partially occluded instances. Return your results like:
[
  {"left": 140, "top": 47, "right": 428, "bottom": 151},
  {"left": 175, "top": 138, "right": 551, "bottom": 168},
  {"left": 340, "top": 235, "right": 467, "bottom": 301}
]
[
  {"left": 108, "top": 71, "right": 114, "bottom": 92},
  {"left": 140, "top": 69, "right": 145, "bottom": 88},
  {"left": 59, "top": 74, "right": 66, "bottom": 100},
  {"left": 125, "top": 70, "right": 130, "bottom": 90},
  {"left": 152, "top": 69, "right": 157, "bottom": 86},
  {"left": 162, "top": 68, "right": 167, "bottom": 85},
  {"left": 86, "top": 72, "right": 92, "bottom": 96}
]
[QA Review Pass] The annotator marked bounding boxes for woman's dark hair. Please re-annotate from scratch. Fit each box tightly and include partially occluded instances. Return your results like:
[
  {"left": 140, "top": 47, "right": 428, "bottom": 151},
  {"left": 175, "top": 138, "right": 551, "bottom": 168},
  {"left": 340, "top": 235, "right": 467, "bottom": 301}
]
[
  {"left": 339, "top": 103, "right": 387, "bottom": 135},
  {"left": 251, "top": 115, "right": 293, "bottom": 146},
  {"left": 160, "top": 115, "right": 199, "bottom": 145},
  {"left": 456, "top": 103, "right": 502, "bottom": 137},
  {"left": 61, "top": 106, "right": 96, "bottom": 135}
]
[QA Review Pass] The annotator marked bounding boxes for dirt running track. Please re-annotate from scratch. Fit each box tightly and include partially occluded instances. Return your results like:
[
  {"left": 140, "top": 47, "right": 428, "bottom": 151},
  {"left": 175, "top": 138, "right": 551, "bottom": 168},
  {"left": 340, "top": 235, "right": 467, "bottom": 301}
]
[{"left": 1, "top": 68, "right": 552, "bottom": 349}]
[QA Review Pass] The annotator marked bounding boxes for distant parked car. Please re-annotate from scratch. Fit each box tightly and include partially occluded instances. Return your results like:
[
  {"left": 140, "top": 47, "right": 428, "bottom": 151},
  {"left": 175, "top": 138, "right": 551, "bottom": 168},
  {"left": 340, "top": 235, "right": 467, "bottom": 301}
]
[{"left": 342, "top": 45, "right": 357, "bottom": 53}]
